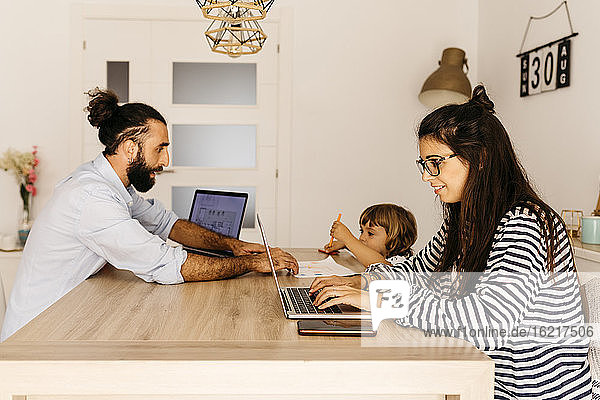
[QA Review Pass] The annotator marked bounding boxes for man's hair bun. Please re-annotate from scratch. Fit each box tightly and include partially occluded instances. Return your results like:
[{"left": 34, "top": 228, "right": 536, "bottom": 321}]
[
  {"left": 470, "top": 85, "right": 495, "bottom": 113},
  {"left": 85, "top": 88, "right": 119, "bottom": 128},
  {"left": 84, "top": 87, "right": 167, "bottom": 155}
]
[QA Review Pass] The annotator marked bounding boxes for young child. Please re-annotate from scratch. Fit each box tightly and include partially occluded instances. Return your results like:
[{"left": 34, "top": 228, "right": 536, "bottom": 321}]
[
  {"left": 322, "top": 203, "right": 417, "bottom": 267},
  {"left": 312, "top": 86, "right": 591, "bottom": 398}
]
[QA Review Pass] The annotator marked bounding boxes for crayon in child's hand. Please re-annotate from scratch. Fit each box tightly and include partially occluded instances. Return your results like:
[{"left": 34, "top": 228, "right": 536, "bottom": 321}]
[{"left": 327, "top": 213, "right": 342, "bottom": 247}]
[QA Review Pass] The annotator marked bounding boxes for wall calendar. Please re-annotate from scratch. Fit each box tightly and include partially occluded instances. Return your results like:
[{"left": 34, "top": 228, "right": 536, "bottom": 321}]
[{"left": 516, "top": 1, "right": 578, "bottom": 98}]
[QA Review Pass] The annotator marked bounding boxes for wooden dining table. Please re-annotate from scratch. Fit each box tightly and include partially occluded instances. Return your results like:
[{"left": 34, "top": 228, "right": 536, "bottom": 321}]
[{"left": 0, "top": 248, "right": 493, "bottom": 400}]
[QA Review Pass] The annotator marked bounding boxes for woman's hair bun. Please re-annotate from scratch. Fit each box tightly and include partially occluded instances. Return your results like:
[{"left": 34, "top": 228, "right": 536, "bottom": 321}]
[
  {"left": 85, "top": 88, "right": 119, "bottom": 128},
  {"left": 470, "top": 85, "right": 495, "bottom": 113}
]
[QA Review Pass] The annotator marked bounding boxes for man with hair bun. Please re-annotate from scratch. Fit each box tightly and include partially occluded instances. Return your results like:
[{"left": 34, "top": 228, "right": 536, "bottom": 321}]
[{"left": 1, "top": 89, "right": 298, "bottom": 341}]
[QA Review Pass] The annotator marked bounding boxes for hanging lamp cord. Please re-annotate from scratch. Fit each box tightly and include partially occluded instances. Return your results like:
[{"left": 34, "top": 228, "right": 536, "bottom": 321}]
[{"left": 518, "top": 1, "right": 575, "bottom": 55}]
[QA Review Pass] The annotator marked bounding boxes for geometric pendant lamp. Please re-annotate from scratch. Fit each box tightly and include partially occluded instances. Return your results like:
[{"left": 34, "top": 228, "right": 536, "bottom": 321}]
[
  {"left": 198, "top": 0, "right": 267, "bottom": 22},
  {"left": 196, "top": 0, "right": 274, "bottom": 57},
  {"left": 205, "top": 19, "right": 267, "bottom": 58}
]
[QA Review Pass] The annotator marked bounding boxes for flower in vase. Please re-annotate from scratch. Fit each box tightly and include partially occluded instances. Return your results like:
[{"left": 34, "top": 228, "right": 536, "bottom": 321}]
[
  {"left": 28, "top": 170, "right": 37, "bottom": 184},
  {"left": 0, "top": 145, "right": 40, "bottom": 215}
]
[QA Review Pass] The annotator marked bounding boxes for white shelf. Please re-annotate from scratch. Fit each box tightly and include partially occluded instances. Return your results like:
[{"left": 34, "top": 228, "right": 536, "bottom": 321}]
[
  {"left": 0, "top": 250, "right": 22, "bottom": 259},
  {"left": 574, "top": 246, "right": 600, "bottom": 263},
  {"left": 572, "top": 238, "right": 600, "bottom": 263}
]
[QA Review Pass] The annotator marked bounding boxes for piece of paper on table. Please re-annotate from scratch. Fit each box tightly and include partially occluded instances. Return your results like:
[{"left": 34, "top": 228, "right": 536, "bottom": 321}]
[{"left": 295, "top": 256, "right": 356, "bottom": 278}]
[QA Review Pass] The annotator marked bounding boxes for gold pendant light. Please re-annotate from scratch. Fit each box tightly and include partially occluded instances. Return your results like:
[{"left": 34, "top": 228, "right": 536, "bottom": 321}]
[
  {"left": 205, "top": 19, "right": 267, "bottom": 58},
  {"left": 196, "top": 0, "right": 274, "bottom": 57},
  {"left": 197, "top": 1, "right": 267, "bottom": 22},
  {"left": 419, "top": 48, "right": 472, "bottom": 108}
]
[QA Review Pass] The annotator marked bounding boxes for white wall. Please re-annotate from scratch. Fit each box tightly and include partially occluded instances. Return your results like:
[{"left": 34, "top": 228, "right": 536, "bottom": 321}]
[
  {"left": 279, "top": 0, "right": 479, "bottom": 248},
  {"left": 0, "top": 1, "right": 72, "bottom": 236},
  {"left": 0, "top": 0, "right": 479, "bottom": 250},
  {"left": 478, "top": 1, "right": 600, "bottom": 221},
  {"left": 0, "top": 0, "right": 190, "bottom": 236}
]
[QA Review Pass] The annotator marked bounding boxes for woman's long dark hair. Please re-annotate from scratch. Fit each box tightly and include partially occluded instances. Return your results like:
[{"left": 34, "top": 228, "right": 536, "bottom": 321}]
[{"left": 418, "top": 85, "right": 563, "bottom": 284}]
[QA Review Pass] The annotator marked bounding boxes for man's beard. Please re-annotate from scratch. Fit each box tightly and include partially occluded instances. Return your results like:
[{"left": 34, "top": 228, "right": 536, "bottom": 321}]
[{"left": 126, "top": 152, "right": 162, "bottom": 193}]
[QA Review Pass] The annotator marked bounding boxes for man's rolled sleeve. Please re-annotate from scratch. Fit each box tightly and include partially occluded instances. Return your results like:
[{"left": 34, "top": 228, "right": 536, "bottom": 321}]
[
  {"left": 135, "top": 244, "right": 187, "bottom": 284},
  {"left": 78, "top": 188, "right": 186, "bottom": 285}
]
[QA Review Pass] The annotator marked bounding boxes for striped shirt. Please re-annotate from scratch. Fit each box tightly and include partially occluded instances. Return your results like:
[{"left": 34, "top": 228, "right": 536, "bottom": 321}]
[{"left": 365, "top": 205, "right": 592, "bottom": 399}]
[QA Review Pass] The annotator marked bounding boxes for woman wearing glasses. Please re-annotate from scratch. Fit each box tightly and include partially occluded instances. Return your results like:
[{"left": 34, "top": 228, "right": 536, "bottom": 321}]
[{"left": 310, "top": 85, "right": 591, "bottom": 399}]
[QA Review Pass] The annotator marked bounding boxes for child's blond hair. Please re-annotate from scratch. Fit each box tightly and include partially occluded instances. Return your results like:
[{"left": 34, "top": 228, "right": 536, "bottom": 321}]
[{"left": 359, "top": 204, "right": 417, "bottom": 257}]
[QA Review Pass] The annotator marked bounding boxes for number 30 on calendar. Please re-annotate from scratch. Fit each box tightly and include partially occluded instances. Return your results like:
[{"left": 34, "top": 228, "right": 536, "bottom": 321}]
[{"left": 520, "top": 40, "right": 570, "bottom": 97}]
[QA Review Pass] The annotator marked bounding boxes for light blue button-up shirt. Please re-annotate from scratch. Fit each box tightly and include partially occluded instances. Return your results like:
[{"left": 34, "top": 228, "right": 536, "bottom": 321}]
[{"left": 1, "top": 153, "right": 186, "bottom": 341}]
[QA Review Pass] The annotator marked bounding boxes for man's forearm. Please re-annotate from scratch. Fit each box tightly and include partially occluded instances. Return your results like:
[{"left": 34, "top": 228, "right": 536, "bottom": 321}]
[
  {"left": 181, "top": 253, "right": 260, "bottom": 281},
  {"left": 169, "top": 219, "right": 237, "bottom": 251}
]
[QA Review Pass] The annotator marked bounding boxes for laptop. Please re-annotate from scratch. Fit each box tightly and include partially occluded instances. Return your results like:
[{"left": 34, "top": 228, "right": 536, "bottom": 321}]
[
  {"left": 257, "top": 214, "right": 369, "bottom": 320},
  {"left": 184, "top": 189, "right": 248, "bottom": 258}
]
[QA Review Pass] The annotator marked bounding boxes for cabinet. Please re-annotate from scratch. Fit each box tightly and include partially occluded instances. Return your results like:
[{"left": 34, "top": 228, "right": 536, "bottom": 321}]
[{"left": 573, "top": 239, "right": 600, "bottom": 284}]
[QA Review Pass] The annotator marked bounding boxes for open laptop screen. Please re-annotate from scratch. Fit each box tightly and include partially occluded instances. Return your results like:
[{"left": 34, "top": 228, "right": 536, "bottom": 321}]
[{"left": 188, "top": 189, "right": 248, "bottom": 239}]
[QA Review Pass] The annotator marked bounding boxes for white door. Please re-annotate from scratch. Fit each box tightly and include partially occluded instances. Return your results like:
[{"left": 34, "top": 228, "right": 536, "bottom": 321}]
[{"left": 82, "top": 16, "right": 281, "bottom": 243}]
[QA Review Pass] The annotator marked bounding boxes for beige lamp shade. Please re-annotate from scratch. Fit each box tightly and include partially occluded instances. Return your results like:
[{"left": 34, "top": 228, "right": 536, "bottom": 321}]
[{"left": 419, "top": 48, "right": 472, "bottom": 108}]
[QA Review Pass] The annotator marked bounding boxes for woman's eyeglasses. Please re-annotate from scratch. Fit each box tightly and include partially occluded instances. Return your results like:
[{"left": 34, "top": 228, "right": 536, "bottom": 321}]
[{"left": 415, "top": 154, "right": 457, "bottom": 177}]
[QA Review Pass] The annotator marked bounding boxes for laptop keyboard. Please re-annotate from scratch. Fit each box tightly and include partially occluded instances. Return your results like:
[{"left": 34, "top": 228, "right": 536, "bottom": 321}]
[{"left": 283, "top": 287, "right": 342, "bottom": 314}]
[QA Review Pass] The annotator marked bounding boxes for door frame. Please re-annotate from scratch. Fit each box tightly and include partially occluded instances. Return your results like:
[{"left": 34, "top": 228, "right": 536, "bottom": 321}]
[{"left": 69, "top": 3, "right": 293, "bottom": 246}]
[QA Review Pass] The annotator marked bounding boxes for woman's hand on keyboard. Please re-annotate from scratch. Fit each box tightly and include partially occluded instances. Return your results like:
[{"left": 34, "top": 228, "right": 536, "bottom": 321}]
[
  {"left": 309, "top": 274, "right": 361, "bottom": 294},
  {"left": 311, "top": 285, "right": 370, "bottom": 311}
]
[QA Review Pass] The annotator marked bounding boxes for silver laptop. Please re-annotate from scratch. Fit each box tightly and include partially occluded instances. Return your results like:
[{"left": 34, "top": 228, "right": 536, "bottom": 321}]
[
  {"left": 184, "top": 189, "right": 248, "bottom": 258},
  {"left": 257, "top": 214, "right": 369, "bottom": 320}
]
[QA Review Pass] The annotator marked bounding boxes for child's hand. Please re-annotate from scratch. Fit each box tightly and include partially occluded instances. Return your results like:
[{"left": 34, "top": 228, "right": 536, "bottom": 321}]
[
  {"left": 330, "top": 221, "right": 355, "bottom": 244},
  {"left": 323, "top": 240, "right": 345, "bottom": 253}
]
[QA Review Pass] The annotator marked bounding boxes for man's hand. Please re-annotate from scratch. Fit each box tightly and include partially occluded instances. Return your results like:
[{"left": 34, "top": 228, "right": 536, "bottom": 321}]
[
  {"left": 309, "top": 274, "right": 361, "bottom": 294},
  {"left": 182, "top": 248, "right": 298, "bottom": 281},
  {"left": 252, "top": 247, "right": 299, "bottom": 275},
  {"left": 231, "top": 240, "right": 265, "bottom": 256}
]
